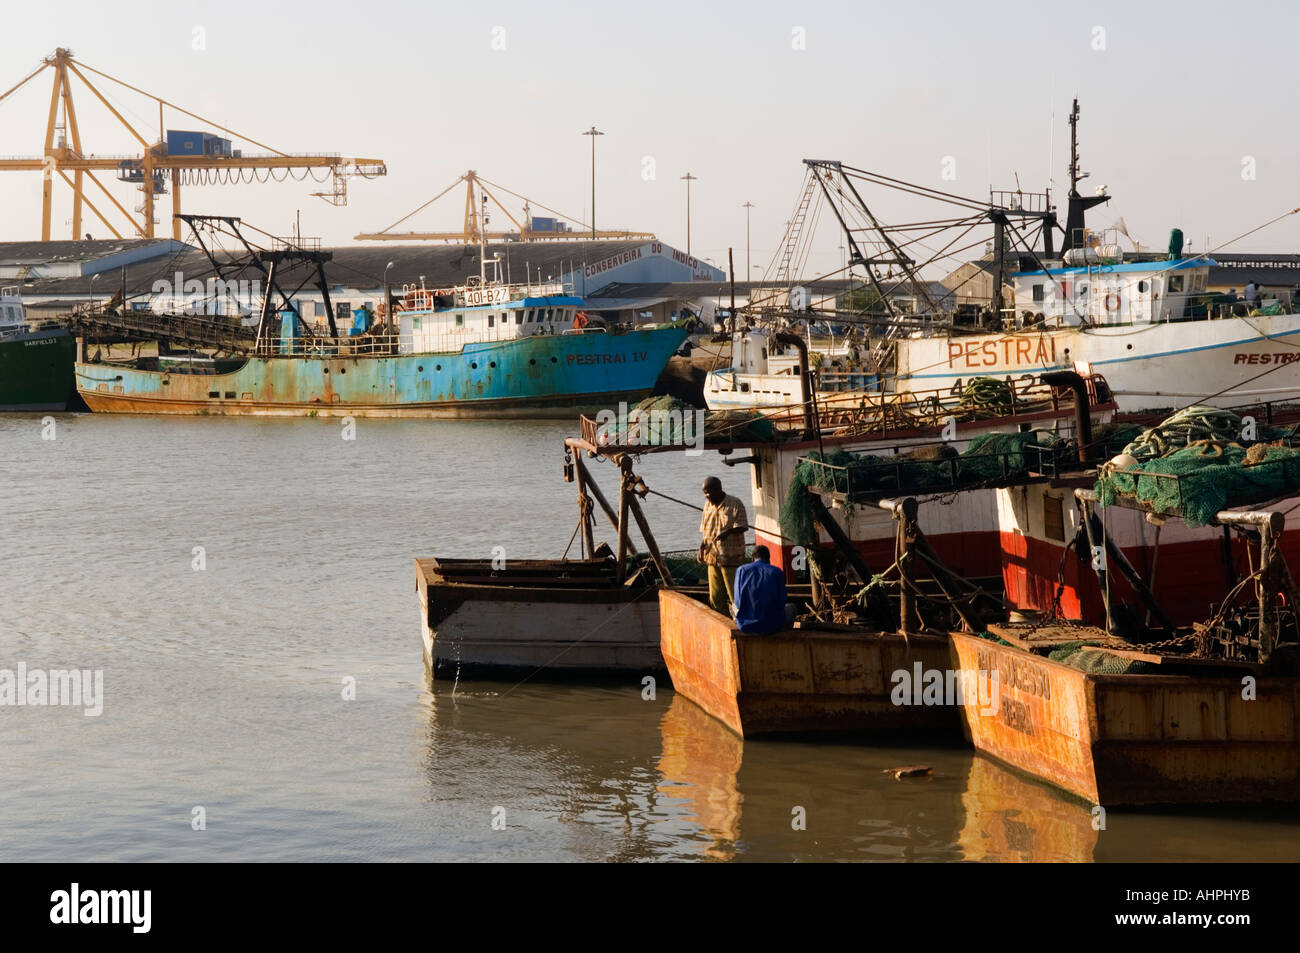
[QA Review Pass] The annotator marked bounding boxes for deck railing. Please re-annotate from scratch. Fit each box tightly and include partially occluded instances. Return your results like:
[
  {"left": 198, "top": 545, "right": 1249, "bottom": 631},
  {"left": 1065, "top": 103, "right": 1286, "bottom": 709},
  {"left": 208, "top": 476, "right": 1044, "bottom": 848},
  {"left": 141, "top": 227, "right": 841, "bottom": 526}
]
[
  {"left": 580, "top": 374, "right": 1110, "bottom": 453},
  {"left": 254, "top": 333, "right": 403, "bottom": 357}
]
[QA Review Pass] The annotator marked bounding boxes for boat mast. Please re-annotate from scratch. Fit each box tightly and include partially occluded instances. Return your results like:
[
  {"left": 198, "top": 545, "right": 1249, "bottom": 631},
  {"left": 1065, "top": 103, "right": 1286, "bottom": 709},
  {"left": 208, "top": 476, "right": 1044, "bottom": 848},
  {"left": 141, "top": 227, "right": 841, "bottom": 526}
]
[
  {"left": 477, "top": 176, "right": 487, "bottom": 286},
  {"left": 1060, "top": 98, "right": 1109, "bottom": 254}
]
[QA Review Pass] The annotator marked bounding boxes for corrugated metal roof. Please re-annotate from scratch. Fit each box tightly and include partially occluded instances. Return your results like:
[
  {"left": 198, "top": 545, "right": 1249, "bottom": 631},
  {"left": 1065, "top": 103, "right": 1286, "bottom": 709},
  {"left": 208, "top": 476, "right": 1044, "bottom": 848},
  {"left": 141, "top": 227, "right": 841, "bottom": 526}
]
[
  {"left": 11, "top": 240, "right": 659, "bottom": 297},
  {"left": 0, "top": 238, "right": 177, "bottom": 265}
]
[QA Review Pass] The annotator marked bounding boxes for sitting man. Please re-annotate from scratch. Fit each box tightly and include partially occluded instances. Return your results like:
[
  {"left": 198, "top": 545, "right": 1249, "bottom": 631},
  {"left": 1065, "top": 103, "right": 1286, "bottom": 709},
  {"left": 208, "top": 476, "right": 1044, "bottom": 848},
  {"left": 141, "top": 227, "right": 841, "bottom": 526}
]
[{"left": 731, "top": 545, "right": 788, "bottom": 635}]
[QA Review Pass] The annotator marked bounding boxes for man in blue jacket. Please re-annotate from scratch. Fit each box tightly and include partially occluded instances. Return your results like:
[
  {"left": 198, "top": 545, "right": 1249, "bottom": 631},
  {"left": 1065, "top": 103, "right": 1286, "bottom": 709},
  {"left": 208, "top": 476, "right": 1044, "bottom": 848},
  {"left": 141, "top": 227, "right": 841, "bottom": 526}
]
[{"left": 731, "top": 545, "right": 788, "bottom": 634}]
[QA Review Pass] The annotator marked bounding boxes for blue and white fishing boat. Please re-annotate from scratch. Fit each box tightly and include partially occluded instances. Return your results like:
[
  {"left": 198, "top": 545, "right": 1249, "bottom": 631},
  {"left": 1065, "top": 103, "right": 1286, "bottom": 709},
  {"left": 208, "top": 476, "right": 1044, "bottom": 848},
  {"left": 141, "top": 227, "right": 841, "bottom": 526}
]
[
  {"left": 892, "top": 254, "right": 1300, "bottom": 412},
  {"left": 75, "top": 231, "right": 689, "bottom": 418}
]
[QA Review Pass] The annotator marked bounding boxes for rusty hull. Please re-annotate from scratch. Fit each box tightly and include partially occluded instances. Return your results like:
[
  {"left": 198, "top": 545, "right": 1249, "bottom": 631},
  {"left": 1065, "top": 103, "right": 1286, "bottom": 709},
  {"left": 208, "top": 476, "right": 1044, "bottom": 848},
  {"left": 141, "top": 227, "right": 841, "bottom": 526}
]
[
  {"left": 949, "top": 632, "right": 1300, "bottom": 806},
  {"left": 658, "top": 589, "right": 959, "bottom": 738}
]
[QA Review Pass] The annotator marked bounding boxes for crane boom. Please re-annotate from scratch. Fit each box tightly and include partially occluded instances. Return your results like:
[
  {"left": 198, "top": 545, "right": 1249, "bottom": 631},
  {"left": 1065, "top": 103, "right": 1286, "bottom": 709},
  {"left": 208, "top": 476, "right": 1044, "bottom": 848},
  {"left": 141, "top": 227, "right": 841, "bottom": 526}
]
[{"left": 0, "top": 48, "right": 387, "bottom": 240}]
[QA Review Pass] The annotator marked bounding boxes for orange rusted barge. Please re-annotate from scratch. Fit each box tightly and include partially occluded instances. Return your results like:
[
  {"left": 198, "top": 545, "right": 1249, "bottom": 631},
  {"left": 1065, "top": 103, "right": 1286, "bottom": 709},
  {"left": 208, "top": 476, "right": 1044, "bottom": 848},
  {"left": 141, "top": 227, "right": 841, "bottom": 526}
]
[
  {"left": 659, "top": 588, "right": 961, "bottom": 738},
  {"left": 949, "top": 625, "right": 1300, "bottom": 806}
]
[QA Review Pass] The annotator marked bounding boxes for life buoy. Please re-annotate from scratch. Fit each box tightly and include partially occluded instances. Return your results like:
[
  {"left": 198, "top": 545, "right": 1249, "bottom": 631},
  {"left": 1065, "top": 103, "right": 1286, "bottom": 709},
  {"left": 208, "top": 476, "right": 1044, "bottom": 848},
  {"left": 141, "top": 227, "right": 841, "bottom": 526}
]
[
  {"left": 573, "top": 312, "right": 590, "bottom": 329},
  {"left": 1104, "top": 292, "right": 1122, "bottom": 313}
]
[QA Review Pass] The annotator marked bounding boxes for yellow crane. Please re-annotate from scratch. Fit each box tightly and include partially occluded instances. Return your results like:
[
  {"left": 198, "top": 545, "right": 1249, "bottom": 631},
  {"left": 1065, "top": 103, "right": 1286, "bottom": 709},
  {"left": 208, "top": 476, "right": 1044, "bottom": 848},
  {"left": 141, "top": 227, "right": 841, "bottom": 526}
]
[
  {"left": 0, "top": 48, "right": 387, "bottom": 241},
  {"left": 355, "top": 169, "right": 655, "bottom": 243}
]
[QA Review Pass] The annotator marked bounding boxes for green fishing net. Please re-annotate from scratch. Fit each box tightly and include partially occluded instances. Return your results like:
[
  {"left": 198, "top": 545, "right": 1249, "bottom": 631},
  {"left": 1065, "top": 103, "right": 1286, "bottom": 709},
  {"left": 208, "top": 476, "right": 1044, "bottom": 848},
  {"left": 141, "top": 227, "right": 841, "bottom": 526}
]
[
  {"left": 778, "top": 430, "right": 1060, "bottom": 546},
  {"left": 1094, "top": 405, "right": 1300, "bottom": 526},
  {"left": 1046, "top": 641, "right": 1156, "bottom": 674}
]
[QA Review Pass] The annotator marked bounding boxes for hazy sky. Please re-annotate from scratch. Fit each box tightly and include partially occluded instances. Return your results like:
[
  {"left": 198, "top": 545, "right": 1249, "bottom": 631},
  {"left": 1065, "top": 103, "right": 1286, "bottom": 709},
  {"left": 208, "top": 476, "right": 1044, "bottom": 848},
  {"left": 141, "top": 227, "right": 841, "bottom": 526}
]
[{"left": 4, "top": 0, "right": 1299, "bottom": 280}]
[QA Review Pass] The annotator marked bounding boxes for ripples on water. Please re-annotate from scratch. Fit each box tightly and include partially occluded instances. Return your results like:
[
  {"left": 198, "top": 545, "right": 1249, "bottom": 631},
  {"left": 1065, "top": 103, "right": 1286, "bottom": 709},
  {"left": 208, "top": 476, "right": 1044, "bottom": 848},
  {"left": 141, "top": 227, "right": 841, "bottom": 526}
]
[{"left": 2, "top": 413, "right": 1298, "bottom": 862}]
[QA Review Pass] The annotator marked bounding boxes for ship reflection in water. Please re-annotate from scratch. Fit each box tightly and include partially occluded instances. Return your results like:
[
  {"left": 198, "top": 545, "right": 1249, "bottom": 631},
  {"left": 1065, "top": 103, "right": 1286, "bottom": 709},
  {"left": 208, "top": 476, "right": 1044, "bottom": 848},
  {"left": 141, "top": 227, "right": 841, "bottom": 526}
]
[
  {"left": 654, "top": 694, "right": 1098, "bottom": 863},
  {"left": 417, "top": 681, "right": 1300, "bottom": 862}
]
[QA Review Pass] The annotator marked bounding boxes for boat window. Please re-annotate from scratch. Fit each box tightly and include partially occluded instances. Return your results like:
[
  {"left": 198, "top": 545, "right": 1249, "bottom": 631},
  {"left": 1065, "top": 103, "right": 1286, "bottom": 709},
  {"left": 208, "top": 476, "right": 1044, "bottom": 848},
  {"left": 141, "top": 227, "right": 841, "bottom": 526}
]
[
  {"left": 1191, "top": 272, "right": 1207, "bottom": 292},
  {"left": 413, "top": 317, "right": 420, "bottom": 329},
  {"left": 488, "top": 314, "right": 494, "bottom": 327},
  {"left": 516, "top": 312, "right": 524, "bottom": 325},
  {"left": 1043, "top": 494, "right": 1065, "bottom": 541},
  {"left": 1169, "top": 275, "right": 1185, "bottom": 293},
  {"left": 545, "top": 308, "right": 554, "bottom": 322},
  {"left": 1138, "top": 281, "right": 1147, "bottom": 293},
  {"left": 1032, "top": 284, "right": 1044, "bottom": 302},
  {"left": 455, "top": 314, "right": 464, "bottom": 326}
]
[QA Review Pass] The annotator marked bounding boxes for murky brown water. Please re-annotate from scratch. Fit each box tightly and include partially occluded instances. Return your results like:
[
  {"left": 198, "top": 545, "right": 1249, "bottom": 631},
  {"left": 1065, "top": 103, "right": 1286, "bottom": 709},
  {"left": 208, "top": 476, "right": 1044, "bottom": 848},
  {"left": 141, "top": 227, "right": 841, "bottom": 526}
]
[{"left": 2, "top": 413, "right": 1297, "bottom": 861}]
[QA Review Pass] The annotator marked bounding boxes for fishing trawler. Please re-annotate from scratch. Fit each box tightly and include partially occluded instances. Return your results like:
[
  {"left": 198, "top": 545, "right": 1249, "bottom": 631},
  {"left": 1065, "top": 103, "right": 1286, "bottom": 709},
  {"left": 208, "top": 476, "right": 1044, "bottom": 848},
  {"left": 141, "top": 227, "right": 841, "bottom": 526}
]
[
  {"left": 703, "top": 325, "right": 877, "bottom": 414},
  {"left": 0, "top": 287, "right": 79, "bottom": 411},
  {"left": 892, "top": 253, "right": 1300, "bottom": 412},
  {"left": 715, "top": 100, "right": 1300, "bottom": 415},
  {"left": 74, "top": 219, "right": 689, "bottom": 418}
]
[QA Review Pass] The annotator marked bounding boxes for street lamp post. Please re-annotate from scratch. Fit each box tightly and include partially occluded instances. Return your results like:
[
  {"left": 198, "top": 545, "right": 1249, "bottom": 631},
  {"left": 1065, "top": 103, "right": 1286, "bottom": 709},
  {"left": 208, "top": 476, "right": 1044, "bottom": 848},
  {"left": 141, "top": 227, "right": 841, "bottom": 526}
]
[
  {"left": 581, "top": 126, "right": 604, "bottom": 239},
  {"left": 742, "top": 201, "right": 754, "bottom": 277},
  {"left": 681, "top": 172, "right": 697, "bottom": 256}
]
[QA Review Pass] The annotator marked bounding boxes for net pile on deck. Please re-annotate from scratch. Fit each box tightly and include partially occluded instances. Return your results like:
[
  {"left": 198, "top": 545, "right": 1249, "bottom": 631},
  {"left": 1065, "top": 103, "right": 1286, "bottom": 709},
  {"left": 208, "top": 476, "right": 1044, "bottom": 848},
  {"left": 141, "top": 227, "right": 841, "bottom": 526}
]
[
  {"left": 1094, "top": 404, "right": 1300, "bottom": 526},
  {"left": 955, "top": 377, "right": 1015, "bottom": 418},
  {"left": 592, "top": 396, "right": 776, "bottom": 447},
  {"left": 1046, "top": 640, "right": 1155, "bottom": 674},
  {"left": 779, "top": 430, "right": 1061, "bottom": 546}
]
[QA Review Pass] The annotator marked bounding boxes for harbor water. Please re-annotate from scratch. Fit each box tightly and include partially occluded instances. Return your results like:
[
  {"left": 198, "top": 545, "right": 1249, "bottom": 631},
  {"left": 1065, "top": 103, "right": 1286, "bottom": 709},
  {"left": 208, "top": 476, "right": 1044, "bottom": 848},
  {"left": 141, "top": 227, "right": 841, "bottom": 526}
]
[{"left": 3, "top": 413, "right": 1299, "bottom": 862}]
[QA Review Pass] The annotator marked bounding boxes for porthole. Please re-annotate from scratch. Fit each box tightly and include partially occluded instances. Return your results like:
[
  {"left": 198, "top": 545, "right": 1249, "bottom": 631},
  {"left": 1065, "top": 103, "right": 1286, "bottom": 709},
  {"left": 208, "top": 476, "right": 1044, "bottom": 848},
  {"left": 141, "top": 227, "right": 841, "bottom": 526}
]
[
  {"left": 435, "top": 364, "right": 442, "bottom": 371},
  {"left": 489, "top": 361, "right": 496, "bottom": 368},
  {"left": 529, "top": 358, "right": 536, "bottom": 365},
  {"left": 418, "top": 365, "right": 424, "bottom": 372},
  {"left": 551, "top": 357, "right": 557, "bottom": 363},
  {"left": 471, "top": 362, "right": 478, "bottom": 369}
]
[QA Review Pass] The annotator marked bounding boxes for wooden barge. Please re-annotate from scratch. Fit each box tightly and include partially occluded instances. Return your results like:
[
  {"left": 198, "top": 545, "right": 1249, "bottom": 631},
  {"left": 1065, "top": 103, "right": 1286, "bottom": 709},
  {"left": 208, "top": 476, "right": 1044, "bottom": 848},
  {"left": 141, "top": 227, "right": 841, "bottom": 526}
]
[
  {"left": 950, "top": 624, "right": 1300, "bottom": 806},
  {"left": 415, "top": 556, "right": 664, "bottom": 679},
  {"left": 659, "top": 588, "right": 959, "bottom": 738}
]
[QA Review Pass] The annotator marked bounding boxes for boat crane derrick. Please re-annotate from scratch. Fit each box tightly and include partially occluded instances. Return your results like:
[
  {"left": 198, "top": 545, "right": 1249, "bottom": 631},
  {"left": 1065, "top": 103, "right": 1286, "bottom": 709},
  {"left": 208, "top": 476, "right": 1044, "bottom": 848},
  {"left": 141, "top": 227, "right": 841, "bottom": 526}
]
[{"left": 0, "top": 48, "right": 387, "bottom": 241}]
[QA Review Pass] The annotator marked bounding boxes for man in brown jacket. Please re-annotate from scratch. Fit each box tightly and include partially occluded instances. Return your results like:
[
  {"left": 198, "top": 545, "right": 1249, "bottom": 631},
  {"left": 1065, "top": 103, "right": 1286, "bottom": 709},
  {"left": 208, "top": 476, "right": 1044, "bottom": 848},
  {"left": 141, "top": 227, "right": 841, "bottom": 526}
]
[{"left": 698, "top": 476, "right": 749, "bottom": 616}]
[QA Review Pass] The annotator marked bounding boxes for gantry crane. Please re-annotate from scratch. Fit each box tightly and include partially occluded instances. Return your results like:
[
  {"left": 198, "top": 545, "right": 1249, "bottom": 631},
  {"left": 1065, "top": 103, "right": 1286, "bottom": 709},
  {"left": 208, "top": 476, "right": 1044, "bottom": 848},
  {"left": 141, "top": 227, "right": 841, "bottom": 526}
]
[
  {"left": 0, "top": 48, "right": 387, "bottom": 241},
  {"left": 355, "top": 169, "right": 655, "bottom": 243}
]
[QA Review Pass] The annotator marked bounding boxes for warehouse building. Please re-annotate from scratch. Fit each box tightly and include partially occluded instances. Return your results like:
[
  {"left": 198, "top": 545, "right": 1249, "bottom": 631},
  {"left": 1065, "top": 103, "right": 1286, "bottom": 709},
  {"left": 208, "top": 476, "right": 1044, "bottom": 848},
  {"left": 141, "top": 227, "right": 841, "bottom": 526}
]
[{"left": 4, "top": 236, "right": 725, "bottom": 327}]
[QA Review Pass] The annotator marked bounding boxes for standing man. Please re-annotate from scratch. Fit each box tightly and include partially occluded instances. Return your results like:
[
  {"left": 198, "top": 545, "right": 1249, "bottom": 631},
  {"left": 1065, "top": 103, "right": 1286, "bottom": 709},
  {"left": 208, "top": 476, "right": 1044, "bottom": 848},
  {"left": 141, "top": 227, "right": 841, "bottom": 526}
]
[
  {"left": 698, "top": 476, "right": 748, "bottom": 616},
  {"left": 731, "top": 546, "right": 788, "bottom": 634}
]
